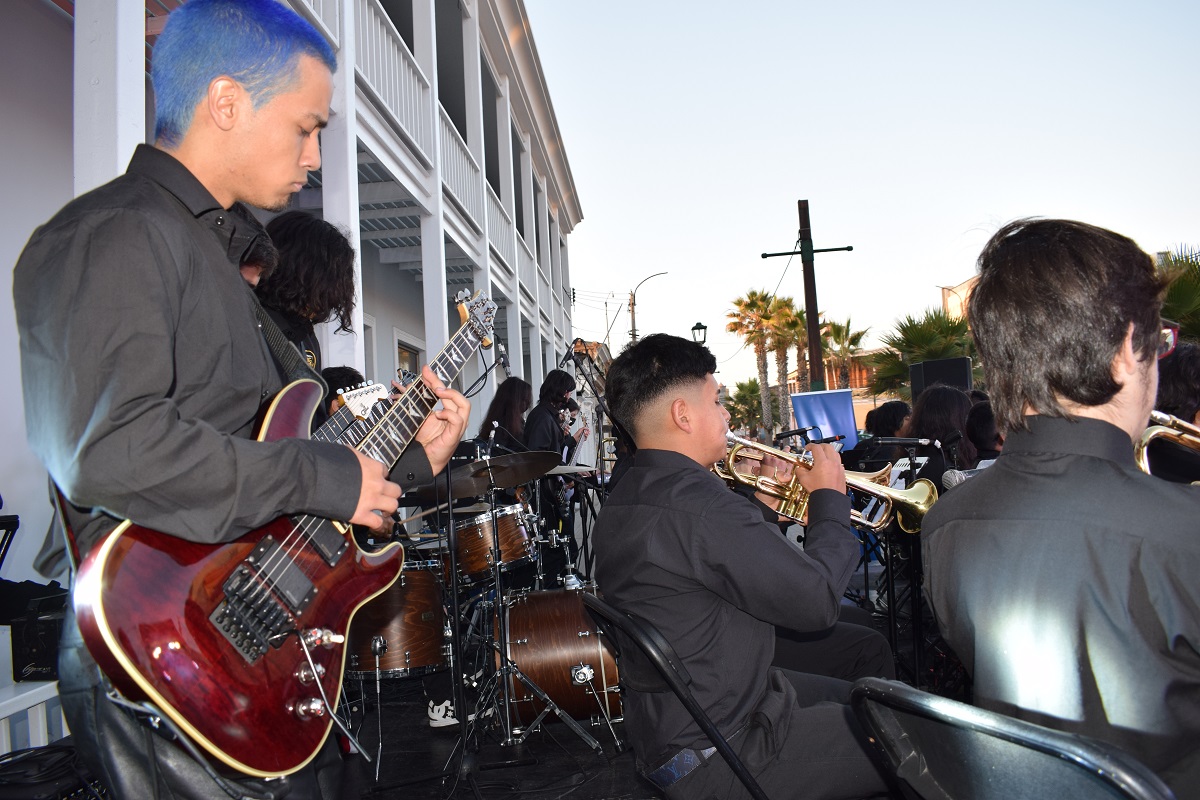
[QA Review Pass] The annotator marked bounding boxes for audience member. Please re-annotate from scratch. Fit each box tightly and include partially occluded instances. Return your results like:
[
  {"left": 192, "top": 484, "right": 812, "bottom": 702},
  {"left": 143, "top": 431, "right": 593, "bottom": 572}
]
[{"left": 964, "top": 400, "right": 1003, "bottom": 465}]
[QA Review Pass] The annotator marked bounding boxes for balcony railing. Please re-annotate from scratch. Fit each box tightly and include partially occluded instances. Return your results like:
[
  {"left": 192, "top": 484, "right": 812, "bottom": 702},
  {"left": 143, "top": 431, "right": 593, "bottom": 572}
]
[
  {"left": 294, "top": 0, "right": 340, "bottom": 46},
  {"left": 517, "top": 238, "right": 536, "bottom": 299},
  {"left": 439, "top": 109, "right": 484, "bottom": 228},
  {"left": 486, "top": 186, "right": 515, "bottom": 274},
  {"left": 355, "top": 0, "right": 433, "bottom": 162},
  {"left": 538, "top": 269, "right": 552, "bottom": 318}
]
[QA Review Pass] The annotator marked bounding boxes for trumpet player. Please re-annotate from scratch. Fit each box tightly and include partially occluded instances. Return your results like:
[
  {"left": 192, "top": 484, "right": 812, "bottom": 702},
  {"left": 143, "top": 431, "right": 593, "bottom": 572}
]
[
  {"left": 922, "top": 218, "right": 1200, "bottom": 797},
  {"left": 593, "top": 333, "right": 889, "bottom": 800}
]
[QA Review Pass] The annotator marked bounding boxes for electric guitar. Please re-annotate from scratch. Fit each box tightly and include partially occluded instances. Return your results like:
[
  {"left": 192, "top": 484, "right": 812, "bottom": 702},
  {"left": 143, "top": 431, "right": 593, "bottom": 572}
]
[{"left": 73, "top": 291, "right": 496, "bottom": 778}]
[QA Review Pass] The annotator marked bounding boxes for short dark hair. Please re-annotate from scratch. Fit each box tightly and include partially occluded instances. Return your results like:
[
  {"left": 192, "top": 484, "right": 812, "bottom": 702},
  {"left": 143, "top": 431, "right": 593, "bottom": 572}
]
[
  {"left": 152, "top": 0, "right": 337, "bottom": 146},
  {"left": 538, "top": 369, "right": 576, "bottom": 408},
  {"left": 911, "top": 384, "right": 977, "bottom": 468},
  {"left": 965, "top": 400, "right": 1001, "bottom": 454},
  {"left": 257, "top": 211, "right": 357, "bottom": 333},
  {"left": 872, "top": 400, "right": 911, "bottom": 438},
  {"left": 970, "top": 218, "right": 1166, "bottom": 433},
  {"left": 1156, "top": 340, "right": 1200, "bottom": 423},
  {"left": 607, "top": 333, "right": 717, "bottom": 441}
]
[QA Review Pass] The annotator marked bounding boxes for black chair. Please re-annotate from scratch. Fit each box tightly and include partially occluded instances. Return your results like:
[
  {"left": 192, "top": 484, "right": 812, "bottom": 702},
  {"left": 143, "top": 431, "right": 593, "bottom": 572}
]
[
  {"left": 850, "top": 677, "right": 1176, "bottom": 800},
  {"left": 580, "top": 591, "right": 770, "bottom": 800}
]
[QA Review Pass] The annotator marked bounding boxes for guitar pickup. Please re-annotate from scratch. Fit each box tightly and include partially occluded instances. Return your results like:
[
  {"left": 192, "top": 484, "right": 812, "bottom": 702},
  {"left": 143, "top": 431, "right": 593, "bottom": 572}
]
[{"left": 245, "top": 536, "right": 317, "bottom": 614}]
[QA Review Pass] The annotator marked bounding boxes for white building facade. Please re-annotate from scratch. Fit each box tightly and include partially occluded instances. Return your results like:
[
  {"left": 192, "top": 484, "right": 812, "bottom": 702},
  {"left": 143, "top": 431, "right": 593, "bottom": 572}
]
[{"left": 0, "top": 0, "right": 581, "bottom": 582}]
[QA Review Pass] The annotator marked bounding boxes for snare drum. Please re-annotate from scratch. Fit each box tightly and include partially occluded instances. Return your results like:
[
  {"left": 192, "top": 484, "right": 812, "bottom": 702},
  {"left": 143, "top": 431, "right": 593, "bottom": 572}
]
[
  {"left": 454, "top": 504, "right": 535, "bottom": 582},
  {"left": 346, "top": 561, "right": 446, "bottom": 678},
  {"left": 497, "top": 586, "right": 621, "bottom": 726}
]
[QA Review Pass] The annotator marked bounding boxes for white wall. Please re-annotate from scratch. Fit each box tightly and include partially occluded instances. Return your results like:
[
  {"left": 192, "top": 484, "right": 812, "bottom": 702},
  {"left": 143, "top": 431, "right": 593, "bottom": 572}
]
[
  {"left": 0, "top": 1, "right": 74, "bottom": 582},
  {"left": 359, "top": 247, "right": 427, "bottom": 381}
]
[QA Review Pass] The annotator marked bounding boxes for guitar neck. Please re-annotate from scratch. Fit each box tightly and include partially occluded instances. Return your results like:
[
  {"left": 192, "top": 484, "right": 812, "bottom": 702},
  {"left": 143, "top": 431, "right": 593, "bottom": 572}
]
[{"left": 355, "top": 327, "right": 481, "bottom": 471}]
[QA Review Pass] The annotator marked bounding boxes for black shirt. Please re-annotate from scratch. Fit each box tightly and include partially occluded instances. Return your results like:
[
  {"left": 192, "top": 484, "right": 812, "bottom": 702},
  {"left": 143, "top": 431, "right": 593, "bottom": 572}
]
[
  {"left": 923, "top": 415, "right": 1200, "bottom": 796},
  {"left": 593, "top": 448, "right": 858, "bottom": 766},
  {"left": 14, "top": 145, "right": 429, "bottom": 576}
]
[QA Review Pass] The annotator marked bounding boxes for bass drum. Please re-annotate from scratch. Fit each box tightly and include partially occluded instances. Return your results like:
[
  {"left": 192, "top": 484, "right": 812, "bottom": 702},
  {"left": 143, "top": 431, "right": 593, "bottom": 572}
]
[
  {"left": 346, "top": 561, "right": 446, "bottom": 678},
  {"left": 497, "top": 586, "right": 621, "bottom": 727}
]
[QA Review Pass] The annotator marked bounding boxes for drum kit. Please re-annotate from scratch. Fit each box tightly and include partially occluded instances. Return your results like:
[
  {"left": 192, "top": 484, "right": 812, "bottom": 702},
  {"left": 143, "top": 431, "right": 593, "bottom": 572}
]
[{"left": 344, "top": 448, "right": 623, "bottom": 754}]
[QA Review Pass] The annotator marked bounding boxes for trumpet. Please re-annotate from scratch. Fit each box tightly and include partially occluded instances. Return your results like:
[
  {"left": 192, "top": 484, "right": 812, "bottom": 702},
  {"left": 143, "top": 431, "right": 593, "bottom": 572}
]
[
  {"left": 1135, "top": 410, "right": 1200, "bottom": 478},
  {"left": 713, "top": 433, "right": 938, "bottom": 534}
]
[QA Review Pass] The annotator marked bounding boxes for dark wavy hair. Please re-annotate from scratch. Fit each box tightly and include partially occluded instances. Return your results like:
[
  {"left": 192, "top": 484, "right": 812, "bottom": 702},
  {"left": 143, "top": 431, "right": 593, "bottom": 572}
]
[
  {"left": 872, "top": 400, "right": 911, "bottom": 438},
  {"left": 1156, "top": 340, "right": 1200, "bottom": 423},
  {"left": 970, "top": 218, "right": 1166, "bottom": 433},
  {"left": 607, "top": 333, "right": 717, "bottom": 441},
  {"left": 478, "top": 377, "right": 533, "bottom": 440},
  {"left": 538, "top": 369, "right": 576, "bottom": 409},
  {"left": 911, "top": 384, "right": 977, "bottom": 468},
  {"left": 152, "top": 0, "right": 336, "bottom": 147},
  {"left": 257, "top": 211, "right": 357, "bottom": 333}
]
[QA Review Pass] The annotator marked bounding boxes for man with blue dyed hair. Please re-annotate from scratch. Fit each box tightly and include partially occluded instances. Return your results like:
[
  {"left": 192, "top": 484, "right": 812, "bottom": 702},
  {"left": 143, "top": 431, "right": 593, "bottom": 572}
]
[{"left": 13, "top": 0, "right": 469, "bottom": 797}]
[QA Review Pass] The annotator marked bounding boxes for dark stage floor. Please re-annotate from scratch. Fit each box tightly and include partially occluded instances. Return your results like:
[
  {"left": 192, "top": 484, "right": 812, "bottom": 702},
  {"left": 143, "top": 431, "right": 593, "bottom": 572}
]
[{"left": 340, "top": 678, "right": 653, "bottom": 800}]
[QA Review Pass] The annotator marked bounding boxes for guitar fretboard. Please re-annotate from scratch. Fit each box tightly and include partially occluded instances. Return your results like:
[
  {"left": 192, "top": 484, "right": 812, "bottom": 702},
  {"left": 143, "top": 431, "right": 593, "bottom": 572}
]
[{"left": 354, "top": 326, "right": 482, "bottom": 470}]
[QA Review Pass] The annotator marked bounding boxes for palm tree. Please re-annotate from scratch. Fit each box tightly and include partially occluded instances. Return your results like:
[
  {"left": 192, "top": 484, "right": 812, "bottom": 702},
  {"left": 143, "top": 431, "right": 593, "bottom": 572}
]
[
  {"left": 727, "top": 290, "right": 774, "bottom": 431},
  {"left": 867, "top": 308, "right": 977, "bottom": 400},
  {"left": 727, "top": 378, "right": 785, "bottom": 433},
  {"left": 1160, "top": 246, "right": 1200, "bottom": 340},
  {"left": 767, "top": 297, "right": 801, "bottom": 423},
  {"left": 825, "top": 317, "right": 869, "bottom": 389}
]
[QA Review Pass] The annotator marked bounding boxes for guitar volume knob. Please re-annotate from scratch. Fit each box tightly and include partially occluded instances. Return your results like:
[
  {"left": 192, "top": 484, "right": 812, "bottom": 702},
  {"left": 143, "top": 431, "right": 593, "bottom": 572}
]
[
  {"left": 295, "top": 663, "right": 327, "bottom": 684},
  {"left": 293, "top": 698, "right": 325, "bottom": 720}
]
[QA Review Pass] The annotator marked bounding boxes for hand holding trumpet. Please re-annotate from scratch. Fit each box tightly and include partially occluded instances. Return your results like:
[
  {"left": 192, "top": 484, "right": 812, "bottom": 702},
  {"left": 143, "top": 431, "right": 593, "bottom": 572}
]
[{"left": 753, "top": 444, "right": 845, "bottom": 519}]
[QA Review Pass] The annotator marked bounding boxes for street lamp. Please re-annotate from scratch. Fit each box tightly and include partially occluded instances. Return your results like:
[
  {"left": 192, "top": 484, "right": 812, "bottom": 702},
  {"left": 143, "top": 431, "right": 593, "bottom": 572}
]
[
  {"left": 629, "top": 271, "right": 667, "bottom": 343},
  {"left": 690, "top": 322, "right": 708, "bottom": 344}
]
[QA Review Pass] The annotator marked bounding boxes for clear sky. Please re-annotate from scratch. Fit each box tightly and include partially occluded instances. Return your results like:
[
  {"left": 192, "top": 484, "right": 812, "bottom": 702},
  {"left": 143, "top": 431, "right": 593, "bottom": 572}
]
[{"left": 521, "top": 0, "right": 1199, "bottom": 388}]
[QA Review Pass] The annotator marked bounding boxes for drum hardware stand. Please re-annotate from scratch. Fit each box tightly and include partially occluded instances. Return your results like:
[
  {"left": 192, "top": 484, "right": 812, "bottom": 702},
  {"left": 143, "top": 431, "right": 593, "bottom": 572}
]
[
  {"left": 370, "top": 635, "right": 387, "bottom": 782},
  {"left": 570, "top": 663, "right": 624, "bottom": 751},
  {"left": 468, "top": 469, "right": 603, "bottom": 756}
]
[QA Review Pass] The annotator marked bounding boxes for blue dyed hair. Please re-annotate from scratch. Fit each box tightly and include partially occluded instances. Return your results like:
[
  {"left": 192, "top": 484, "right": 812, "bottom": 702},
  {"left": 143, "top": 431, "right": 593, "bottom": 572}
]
[{"left": 152, "top": 0, "right": 337, "bottom": 146}]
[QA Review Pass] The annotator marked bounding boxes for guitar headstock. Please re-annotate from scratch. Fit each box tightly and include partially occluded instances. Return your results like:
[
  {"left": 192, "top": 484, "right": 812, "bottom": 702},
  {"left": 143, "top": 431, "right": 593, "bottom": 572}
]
[
  {"left": 336, "top": 383, "right": 390, "bottom": 419},
  {"left": 455, "top": 290, "right": 497, "bottom": 348}
]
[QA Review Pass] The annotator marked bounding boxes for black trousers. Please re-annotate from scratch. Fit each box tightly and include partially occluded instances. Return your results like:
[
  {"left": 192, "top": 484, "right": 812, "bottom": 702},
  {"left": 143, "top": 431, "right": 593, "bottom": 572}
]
[
  {"left": 773, "top": 604, "right": 896, "bottom": 682},
  {"left": 58, "top": 607, "right": 342, "bottom": 800},
  {"left": 665, "top": 669, "right": 890, "bottom": 800}
]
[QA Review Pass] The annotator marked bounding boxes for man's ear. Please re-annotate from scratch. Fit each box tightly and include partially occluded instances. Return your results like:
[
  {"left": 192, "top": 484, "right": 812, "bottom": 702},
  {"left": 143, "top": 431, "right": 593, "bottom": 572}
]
[
  {"left": 670, "top": 397, "right": 691, "bottom": 433},
  {"left": 1112, "top": 322, "right": 1141, "bottom": 383},
  {"left": 206, "top": 76, "right": 243, "bottom": 133}
]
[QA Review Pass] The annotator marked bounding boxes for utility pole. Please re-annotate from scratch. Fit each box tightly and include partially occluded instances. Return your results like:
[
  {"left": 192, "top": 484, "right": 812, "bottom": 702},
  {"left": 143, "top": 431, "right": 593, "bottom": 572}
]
[{"left": 761, "top": 200, "right": 853, "bottom": 392}]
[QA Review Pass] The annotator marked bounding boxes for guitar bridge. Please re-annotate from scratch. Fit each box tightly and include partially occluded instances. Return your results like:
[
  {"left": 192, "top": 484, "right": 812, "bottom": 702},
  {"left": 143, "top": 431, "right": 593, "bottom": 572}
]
[{"left": 211, "top": 535, "right": 317, "bottom": 663}]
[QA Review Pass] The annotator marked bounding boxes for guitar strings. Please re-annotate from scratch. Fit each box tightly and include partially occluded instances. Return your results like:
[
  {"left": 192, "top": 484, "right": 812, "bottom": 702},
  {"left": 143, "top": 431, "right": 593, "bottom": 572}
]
[{"left": 236, "top": 332, "right": 475, "bottom": 635}]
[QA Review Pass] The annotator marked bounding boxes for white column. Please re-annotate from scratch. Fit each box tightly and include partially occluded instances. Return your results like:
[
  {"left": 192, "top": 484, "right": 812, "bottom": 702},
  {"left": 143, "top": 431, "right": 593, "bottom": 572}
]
[
  {"left": 414, "top": 0, "right": 450, "bottom": 360},
  {"left": 73, "top": 0, "right": 144, "bottom": 195},
  {"left": 319, "top": 0, "right": 363, "bottom": 374}
]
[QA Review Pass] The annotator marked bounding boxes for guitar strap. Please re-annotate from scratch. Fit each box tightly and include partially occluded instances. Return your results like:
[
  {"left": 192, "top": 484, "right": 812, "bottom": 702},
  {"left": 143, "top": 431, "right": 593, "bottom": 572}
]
[{"left": 248, "top": 291, "right": 329, "bottom": 397}]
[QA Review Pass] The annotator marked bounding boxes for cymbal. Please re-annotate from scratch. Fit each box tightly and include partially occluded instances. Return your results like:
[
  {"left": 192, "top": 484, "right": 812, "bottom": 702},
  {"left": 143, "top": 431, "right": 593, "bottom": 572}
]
[
  {"left": 548, "top": 464, "right": 594, "bottom": 475},
  {"left": 412, "top": 450, "right": 561, "bottom": 502}
]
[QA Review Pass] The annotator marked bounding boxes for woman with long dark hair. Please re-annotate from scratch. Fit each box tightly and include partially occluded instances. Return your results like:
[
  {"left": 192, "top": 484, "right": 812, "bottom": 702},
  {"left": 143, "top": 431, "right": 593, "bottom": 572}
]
[
  {"left": 910, "top": 384, "right": 977, "bottom": 488},
  {"left": 476, "top": 377, "right": 533, "bottom": 454}
]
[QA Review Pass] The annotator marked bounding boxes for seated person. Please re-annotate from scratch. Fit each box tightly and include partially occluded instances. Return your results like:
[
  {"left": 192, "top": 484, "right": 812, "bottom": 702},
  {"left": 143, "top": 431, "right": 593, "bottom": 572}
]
[
  {"left": 964, "top": 399, "right": 1003, "bottom": 466},
  {"left": 843, "top": 399, "right": 911, "bottom": 472},
  {"left": 594, "top": 333, "right": 888, "bottom": 800},
  {"left": 910, "top": 384, "right": 976, "bottom": 489},
  {"left": 922, "top": 218, "right": 1200, "bottom": 797}
]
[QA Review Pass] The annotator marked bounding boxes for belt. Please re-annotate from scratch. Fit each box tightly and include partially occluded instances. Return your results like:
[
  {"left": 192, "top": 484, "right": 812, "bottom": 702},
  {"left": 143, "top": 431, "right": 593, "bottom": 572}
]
[
  {"left": 644, "top": 723, "right": 748, "bottom": 790},
  {"left": 644, "top": 745, "right": 718, "bottom": 789}
]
